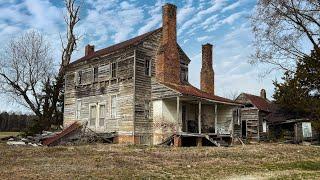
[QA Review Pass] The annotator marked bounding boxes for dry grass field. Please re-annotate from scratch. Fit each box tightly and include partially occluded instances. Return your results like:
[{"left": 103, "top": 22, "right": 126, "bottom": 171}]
[{"left": 0, "top": 143, "right": 320, "bottom": 179}]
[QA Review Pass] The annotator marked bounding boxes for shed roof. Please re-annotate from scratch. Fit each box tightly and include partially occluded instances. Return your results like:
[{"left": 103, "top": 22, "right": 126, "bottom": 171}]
[
  {"left": 161, "top": 82, "right": 242, "bottom": 105},
  {"left": 241, "top": 93, "right": 272, "bottom": 112}
]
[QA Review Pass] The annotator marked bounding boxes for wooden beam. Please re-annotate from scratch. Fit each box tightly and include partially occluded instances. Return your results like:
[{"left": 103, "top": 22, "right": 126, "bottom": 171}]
[
  {"left": 215, "top": 104, "right": 218, "bottom": 134},
  {"left": 198, "top": 101, "right": 202, "bottom": 134}
]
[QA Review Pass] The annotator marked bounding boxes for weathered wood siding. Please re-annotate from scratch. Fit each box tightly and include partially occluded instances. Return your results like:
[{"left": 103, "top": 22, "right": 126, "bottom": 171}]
[
  {"left": 241, "top": 108, "right": 259, "bottom": 140},
  {"left": 64, "top": 48, "right": 135, "bottom": 138}
]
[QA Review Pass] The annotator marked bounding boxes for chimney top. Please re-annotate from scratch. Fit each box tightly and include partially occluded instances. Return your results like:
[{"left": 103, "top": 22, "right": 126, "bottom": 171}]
[
  {"left": 164, "top": 3, "right": 177, "bottom": 8},
  {"left": 260, "top": 89, "right": 266, "bottom": 99},
  {"left": 85, "top": 44, "right": 95, "bottom": 56}
]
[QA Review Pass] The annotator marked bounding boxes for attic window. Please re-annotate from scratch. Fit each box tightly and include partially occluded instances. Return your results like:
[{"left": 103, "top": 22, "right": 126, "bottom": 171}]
[
  {"left": 181, "top": 68, "right": 188, "bottom": 81},
  {"left": 244, "top": 103, "right": 253, "bottom": 108}
]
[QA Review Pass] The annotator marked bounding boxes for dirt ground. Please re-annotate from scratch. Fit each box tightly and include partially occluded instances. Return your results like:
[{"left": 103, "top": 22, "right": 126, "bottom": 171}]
[{"left": 0, "top": 143, "right": 320, "bottom": 179}]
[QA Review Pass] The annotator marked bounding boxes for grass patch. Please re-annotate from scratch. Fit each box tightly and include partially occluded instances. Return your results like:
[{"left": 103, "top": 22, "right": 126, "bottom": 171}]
[
  {"left": 265, "top": 161, "right": 320, "bottom": 171},
  {"left": 0, "top": 143, "right": 320, "bottom": 179},
  {"left": 0, "top": 131, "right": 20, "bottom": 138}
]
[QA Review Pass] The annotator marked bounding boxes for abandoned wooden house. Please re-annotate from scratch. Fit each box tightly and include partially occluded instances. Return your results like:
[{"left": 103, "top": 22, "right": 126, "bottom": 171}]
[
  {"left": 64, "top": 3, "right": 242, "bottom": 146},
  {"left": 266, "top": 108, "right": 317, "bottom": 143},
  {"left": 235, "top": 90, "right": 272, "bottom": 142}
]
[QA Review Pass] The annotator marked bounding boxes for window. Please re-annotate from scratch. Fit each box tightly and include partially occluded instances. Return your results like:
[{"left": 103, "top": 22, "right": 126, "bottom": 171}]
[
  {"left": 181, "top": 68, "right": 188, "bottom": 81},
  {"left": 145, "top": 59, "right": 151, "bottom": 76},
  {"left": 99, "top": 64, "right": 110, "bottom": 78},
  {"left": 77, "top": 70, "right": 82, "bottom": 85},
  {"left": 262, "top": 120, "right": 267, "bottom": 133},
  {"left": 93, "top": 67, "right": 98, "bottom": 82},
  {"left": 76, "top": 99, "right": 81, "bottom": 120},
  {"left": 89, "top": 105, "right": 97, "bottom": 126},
  {"left": 111, "top": 62, "right": 117, "bottom": 78},
  {"left": 111, "top": 95, "right": 117, "bottom": 118},
  {"left": 144, "top": 100, "right": 150, "bottom": 119},
  {"left": 99, "top": 104, "right": 106, "bottom": 127}
]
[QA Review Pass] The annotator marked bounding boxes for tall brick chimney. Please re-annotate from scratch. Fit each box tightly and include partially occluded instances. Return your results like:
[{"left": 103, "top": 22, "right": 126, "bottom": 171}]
[
  {"left": 155, "top": 3, "right": 180, "bottom": 84},
  {"left": 85, "top": 44, "right": 95, "bottom": 56},
  {"left": 200, "top": 43, "right": 215, "bottom": 95},
  {"left": 260, "top": 89, "right": 266, "bottom": 99}
]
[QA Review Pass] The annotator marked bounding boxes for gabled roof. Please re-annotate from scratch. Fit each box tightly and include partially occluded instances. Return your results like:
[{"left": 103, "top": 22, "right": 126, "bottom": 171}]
[
  {"left": 241, "top": 93, "right": 272, "bottom": 112},
  {"left": 69, "top": 28, "right": 162, "bottom": 66},
  {"left": 161, "top": 82, "right": 242, "bottom": 105}
]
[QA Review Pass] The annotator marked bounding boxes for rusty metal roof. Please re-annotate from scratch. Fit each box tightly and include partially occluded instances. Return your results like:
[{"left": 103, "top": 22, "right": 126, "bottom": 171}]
[
  {"left": 242, "top": 93, "right": 272, "bottom": 112},
  {"left": 162, "top": 82, "right": 241, "bottom": 105},
  {"left": 69, "top": 28, "right": 162, "bottom": 66}
]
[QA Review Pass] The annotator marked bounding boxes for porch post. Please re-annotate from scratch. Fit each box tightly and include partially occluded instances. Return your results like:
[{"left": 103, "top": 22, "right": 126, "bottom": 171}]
[
  {"left": 198, "top": 100, "right": 202, "bottom": 134},
  {"left": 215, "top": 103, "right": 218, "bottom": 134},
  {"left": 177, "top": 96, "right": 181, "bottom": 133}
]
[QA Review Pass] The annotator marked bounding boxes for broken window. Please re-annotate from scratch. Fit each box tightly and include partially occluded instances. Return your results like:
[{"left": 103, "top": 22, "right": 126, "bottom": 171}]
[
  {"left": 145, "top": 59, "right": 151, "bottom": 76},
  {"left": 93, "top": 67, "right": 98, "bottom": 82},
  {"left": 111, "top": 62, "right": 117, "bottom": 78},
  {"left": 76, "top": 70, "right": 82, "bottom": 85},
  {"left": 144, "top": 100, "right": 150, "bottom": 119},
  {"left": 111, "top": 95, "right": 117, "bottom": 118},
  {"left": 262, "top": 120, "right": 267, "bottom": 133},
  {"left": 180, "top": 68, "right": 188, "bottom": 81},
  {"left": 89, "top": 105, "right": 97, "bottom": 126},
  {"left": 99, "top": 104, "right": 106, "bottom": 127}
]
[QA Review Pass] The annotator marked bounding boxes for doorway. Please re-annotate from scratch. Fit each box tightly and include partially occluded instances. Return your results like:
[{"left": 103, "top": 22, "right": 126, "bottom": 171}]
[{"left": 242, "top": 120, "right": 247, "bottom": 139}]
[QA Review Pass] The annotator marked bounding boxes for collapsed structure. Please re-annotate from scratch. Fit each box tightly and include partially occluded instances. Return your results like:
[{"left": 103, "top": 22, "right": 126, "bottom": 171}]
[{"left": 64, "top": 3, "right": 242, "bottom": 146}]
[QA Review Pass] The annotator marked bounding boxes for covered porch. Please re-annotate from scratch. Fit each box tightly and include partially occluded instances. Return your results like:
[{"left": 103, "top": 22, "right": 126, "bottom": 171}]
[{"left": 152, "top": 95, "right": 240, "bottom": 146}]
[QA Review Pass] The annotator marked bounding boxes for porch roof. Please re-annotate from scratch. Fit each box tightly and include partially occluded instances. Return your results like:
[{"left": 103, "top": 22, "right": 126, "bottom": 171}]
[{"left": 160, "top": 82, "right": 242, "bottom": 106}]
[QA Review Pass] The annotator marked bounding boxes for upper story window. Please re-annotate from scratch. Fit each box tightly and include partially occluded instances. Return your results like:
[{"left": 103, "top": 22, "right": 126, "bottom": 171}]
[
  {"left": 181, "top": 68, "right": 188, "bottom": 82},
  {"left": 144, "top": 100, "right": 150, "bottom": 119},
  {"left": 111, "top": 62, "right": 117, "bottom": 78},
  {"left": 76, "top": 70, "right": 82, "bottom": 85},
  {"left": 145, "top": 59, "right": 151, "bottom": 76},
  {"left": 93, "top": 67, "right": 98, "bottom": 82}
]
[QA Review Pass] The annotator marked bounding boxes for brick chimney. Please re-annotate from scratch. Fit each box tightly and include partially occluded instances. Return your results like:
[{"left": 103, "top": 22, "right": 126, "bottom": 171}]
[
  {"left": 85, "top": 44, "right": 95, "bottom": 56},
  {"left": 260, "top": 89, "right": 266, "bottom": 99},
  {"left": 155, "top": 3, "right": 180, "bottom": 84},
  {"left": 201, "top": 43, "right": 215, "bottom": 95}
]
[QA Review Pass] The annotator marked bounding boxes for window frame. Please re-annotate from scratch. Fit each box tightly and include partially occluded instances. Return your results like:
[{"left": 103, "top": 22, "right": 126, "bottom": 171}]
[
  {"left": 75, "top": 99, "right": 82, "bottom": 120},
  {"left": 110, "top": 95, "right": 117, "bottom": 119},
  {"left": 98, "top": 103, "right": 106, "bottom": 127},
  {"left": 89, "top": 104, "right": 97, "bottom": 127},
  {"left": 144, "top": 100, "right": 151, "bottom": 119},
  {"left": 111, "top": 62, "right": 117, "bottom": 78},
  {"left": 144, "top": 59, "right": 151, "bottom": 76},
  {"left": 93, "top": 67, "right": 99, "bottom": 82}
]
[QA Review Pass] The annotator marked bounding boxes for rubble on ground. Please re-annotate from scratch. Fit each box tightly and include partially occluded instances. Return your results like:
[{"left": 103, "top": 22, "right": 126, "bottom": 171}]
[{"left": 1, "top": 121, "right": 116, "bottom": 147}]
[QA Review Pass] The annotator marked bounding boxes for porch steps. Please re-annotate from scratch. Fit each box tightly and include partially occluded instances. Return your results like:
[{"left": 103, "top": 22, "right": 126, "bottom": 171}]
[{"left": 204, "top": 135, "right": 220, "bottom": 147}]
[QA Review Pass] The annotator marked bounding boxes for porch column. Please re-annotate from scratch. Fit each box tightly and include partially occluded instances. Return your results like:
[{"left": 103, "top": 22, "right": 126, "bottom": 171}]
[
  {"left": 198, "top": 101, "right": 202, "bottom": 134},
  {"left": 177, "top": 96, "right": 181, "bottom": 133},
  {"left": 215, "top": 104, "right": 218, "bottom": 134}
]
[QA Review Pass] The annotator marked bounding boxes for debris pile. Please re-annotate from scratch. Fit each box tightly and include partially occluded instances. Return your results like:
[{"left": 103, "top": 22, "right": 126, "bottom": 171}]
[{"left": 1, "top": 121, "right": 116, "bottom": 147}]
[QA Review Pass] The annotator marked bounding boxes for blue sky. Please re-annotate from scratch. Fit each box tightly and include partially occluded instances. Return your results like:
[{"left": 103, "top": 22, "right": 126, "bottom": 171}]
[{"left": 0, "top": 0, "right": 281, "bottom": 112}]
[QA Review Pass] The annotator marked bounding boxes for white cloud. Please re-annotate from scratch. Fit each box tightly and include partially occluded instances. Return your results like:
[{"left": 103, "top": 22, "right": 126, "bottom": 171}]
[
  {"left": 222, "top": 0, "right": 242, "bottom": 12},
  {"left": 197, "top": 35, "right": 210, "bottom": 42}
]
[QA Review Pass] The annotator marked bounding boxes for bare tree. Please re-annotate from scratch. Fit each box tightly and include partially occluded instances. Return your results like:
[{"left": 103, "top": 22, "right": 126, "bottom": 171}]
[
  {"left": 250, "top": 0, "right": 320, "bottom": 73},
  {"left": 0, "top": 31, "right": 53, "bottom": 116},
  {"left": 0, "top": 0, "right": 80, "bottom": 132}
]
